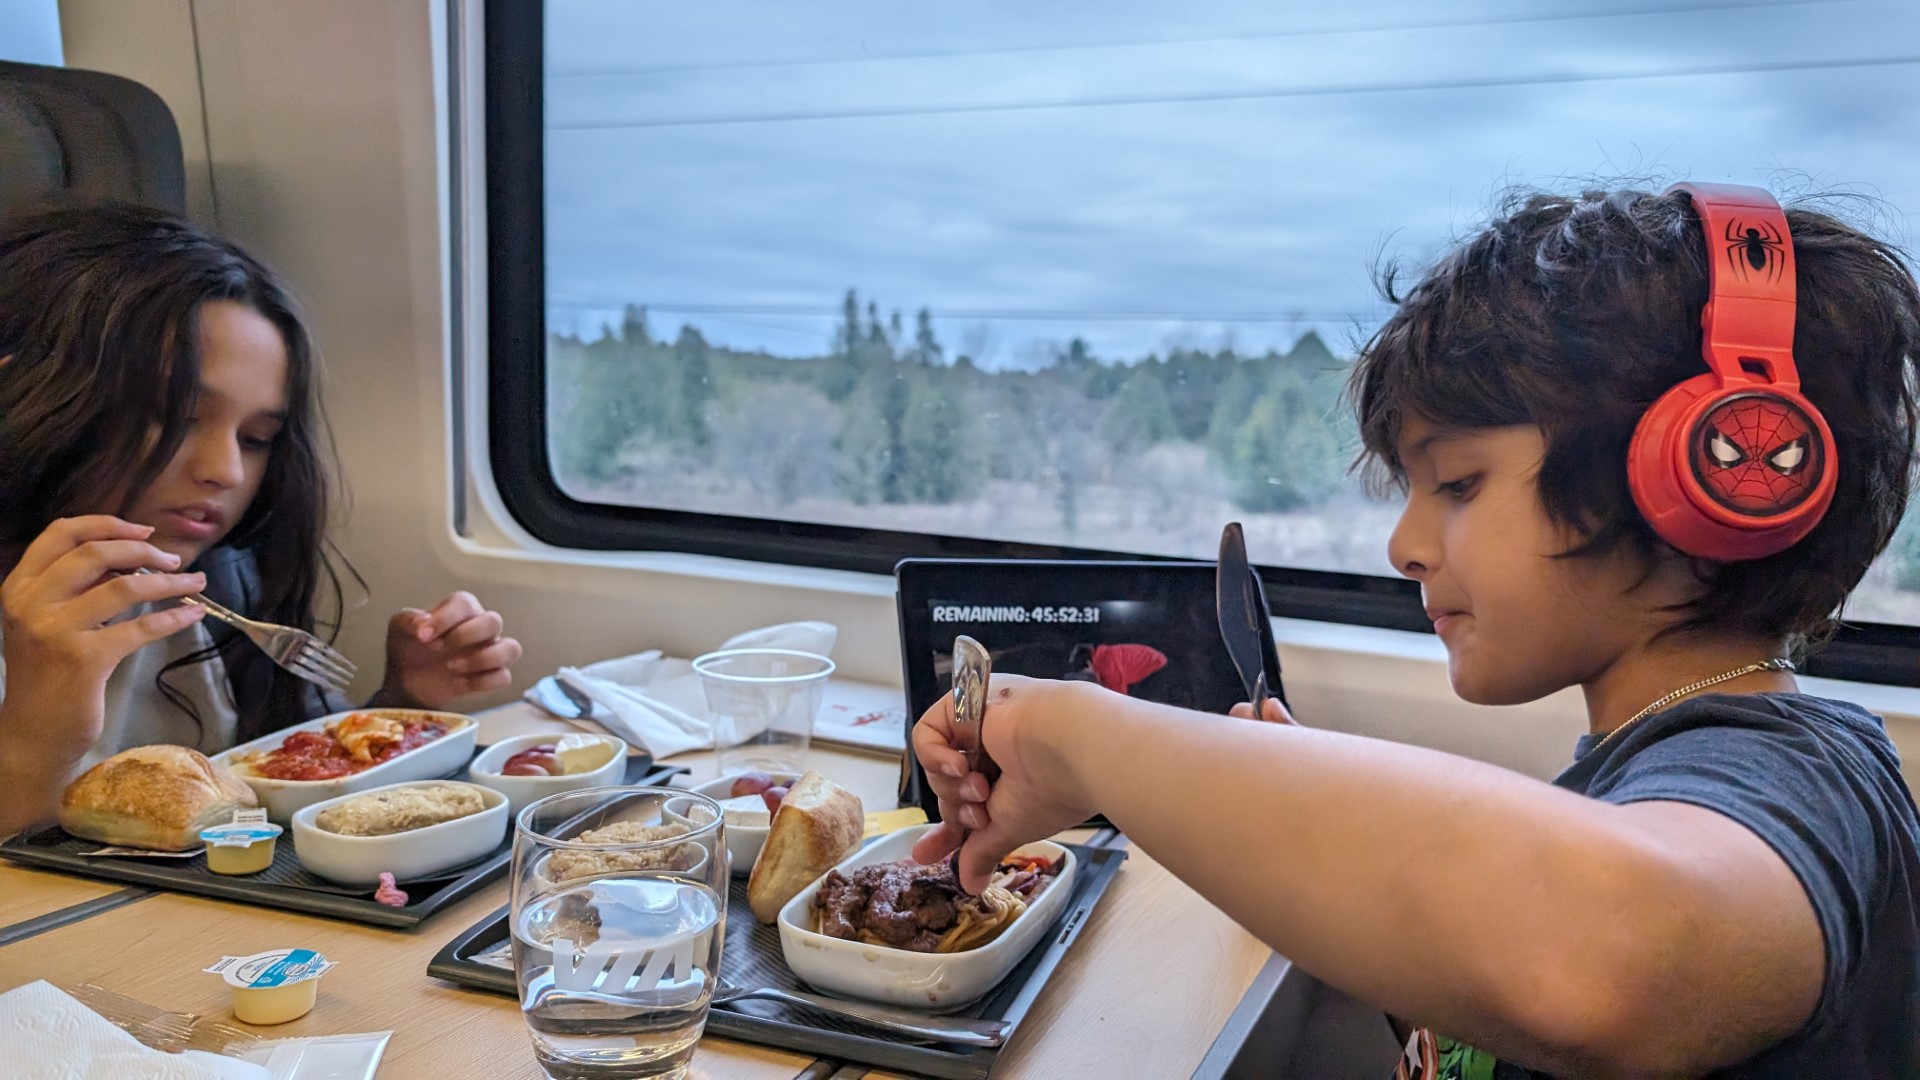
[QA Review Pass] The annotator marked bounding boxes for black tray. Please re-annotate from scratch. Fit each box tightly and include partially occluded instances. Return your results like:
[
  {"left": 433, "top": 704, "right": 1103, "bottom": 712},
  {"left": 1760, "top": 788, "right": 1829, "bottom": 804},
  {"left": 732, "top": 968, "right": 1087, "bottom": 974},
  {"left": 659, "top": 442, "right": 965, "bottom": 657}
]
[
  {"left": 0, "top": 753, "right": 686, "bottom": 929},
  {"left": 426, "top": 839, "right": 1129, "bottom": 1079}
]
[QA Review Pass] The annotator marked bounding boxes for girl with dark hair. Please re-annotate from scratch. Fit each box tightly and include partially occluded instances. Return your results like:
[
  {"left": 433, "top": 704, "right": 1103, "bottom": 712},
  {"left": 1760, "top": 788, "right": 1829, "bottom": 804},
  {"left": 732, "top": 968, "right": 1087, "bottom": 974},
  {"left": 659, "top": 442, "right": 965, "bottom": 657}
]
[{"left": 0, "top": 204, "right": 521, "bottom": 836}]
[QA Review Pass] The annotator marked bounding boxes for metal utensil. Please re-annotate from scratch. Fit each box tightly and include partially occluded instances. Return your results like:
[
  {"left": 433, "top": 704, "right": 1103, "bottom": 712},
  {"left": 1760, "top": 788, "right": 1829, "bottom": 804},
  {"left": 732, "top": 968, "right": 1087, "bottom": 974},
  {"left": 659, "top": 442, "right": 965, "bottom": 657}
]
[
  {"left": 528, "top": 674, "right": 603, "bottom": 724},
  {"left": 1216, "top": 522, "right": 1285, "bottom": 718},
  {"left": 711, "top": 977, "right": 1010, "bottom": 1047},
  {"left": 135, "top": 568, "right": 356, "bottom": 696},
  {"left": 949, "top": 635, "right": 999, "bottom": 785},
  {"left": 946, "top": 635, "right": 1000, "bottom": 886}
]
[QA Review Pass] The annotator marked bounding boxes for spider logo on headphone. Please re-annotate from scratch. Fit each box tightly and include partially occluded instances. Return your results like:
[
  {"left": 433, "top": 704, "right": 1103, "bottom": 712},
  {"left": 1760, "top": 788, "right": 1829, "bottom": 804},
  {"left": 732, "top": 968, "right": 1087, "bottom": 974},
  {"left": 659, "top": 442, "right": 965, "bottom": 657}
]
[
  {"left": 1690, "top": 393, "right": 1823, "bottom": 517},
  {"left": 1725, "top": 218, "right": 1787, "bottom": 284}
]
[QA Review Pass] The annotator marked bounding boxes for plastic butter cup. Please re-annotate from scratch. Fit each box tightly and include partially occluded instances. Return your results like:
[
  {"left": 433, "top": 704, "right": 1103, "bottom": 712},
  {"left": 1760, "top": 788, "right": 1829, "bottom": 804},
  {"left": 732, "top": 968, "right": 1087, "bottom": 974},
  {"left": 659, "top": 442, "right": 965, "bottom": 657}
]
[
  {"left": 204, "top": 948, "right": 335, "bottom": 1025},
  {"left": 199, "top": 823, "right": 283, "bottom": 875}
]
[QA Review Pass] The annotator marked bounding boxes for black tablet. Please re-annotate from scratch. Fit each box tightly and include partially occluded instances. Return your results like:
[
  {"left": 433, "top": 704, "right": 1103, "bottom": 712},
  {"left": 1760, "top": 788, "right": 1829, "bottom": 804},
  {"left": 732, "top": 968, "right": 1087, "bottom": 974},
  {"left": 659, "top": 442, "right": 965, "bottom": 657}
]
[{"left": 894, "top": 558, "right": 1286, "bottom": 818}]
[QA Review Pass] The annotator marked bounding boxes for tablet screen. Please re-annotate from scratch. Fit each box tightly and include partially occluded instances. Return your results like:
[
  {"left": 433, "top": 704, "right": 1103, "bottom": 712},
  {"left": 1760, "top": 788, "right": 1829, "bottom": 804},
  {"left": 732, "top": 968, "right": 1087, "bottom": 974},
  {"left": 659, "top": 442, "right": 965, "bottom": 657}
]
[{"left": 895, "top": 559, "right": 1283, "bottom": 816}]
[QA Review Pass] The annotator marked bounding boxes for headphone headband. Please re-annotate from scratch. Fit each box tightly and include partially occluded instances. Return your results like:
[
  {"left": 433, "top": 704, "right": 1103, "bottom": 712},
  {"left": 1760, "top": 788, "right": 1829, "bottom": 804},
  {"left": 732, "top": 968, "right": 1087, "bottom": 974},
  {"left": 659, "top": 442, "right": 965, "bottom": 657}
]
[{"left": 1667, "top": 182, "right": 1800, "bottom": 390}]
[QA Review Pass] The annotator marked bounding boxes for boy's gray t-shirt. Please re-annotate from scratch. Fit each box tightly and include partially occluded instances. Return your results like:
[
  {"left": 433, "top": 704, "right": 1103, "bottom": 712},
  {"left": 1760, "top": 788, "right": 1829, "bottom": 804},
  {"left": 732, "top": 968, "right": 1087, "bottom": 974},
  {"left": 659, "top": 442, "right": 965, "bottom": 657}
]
[{"left": 1557, "top": 692, "right": 1920, "bottom": 1077}]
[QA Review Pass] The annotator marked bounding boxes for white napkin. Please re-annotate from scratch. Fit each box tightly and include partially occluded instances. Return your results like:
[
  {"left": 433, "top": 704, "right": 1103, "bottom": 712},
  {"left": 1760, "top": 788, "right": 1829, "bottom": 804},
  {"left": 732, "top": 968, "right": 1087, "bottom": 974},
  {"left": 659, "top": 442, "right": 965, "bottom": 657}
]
[
  {"left": 0, "top": 980, "right": 270, "bottom": 1080},
  {"left": 539, "top": 621, "right": 837, "bottom": 758}
]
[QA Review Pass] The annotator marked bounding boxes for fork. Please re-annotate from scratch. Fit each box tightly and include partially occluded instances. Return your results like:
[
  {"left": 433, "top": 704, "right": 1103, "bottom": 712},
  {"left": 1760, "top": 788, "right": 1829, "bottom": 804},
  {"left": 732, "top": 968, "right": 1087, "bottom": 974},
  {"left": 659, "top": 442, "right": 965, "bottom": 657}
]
[{"left": 135, "top": 568, "right": 357, "bottom": 695}]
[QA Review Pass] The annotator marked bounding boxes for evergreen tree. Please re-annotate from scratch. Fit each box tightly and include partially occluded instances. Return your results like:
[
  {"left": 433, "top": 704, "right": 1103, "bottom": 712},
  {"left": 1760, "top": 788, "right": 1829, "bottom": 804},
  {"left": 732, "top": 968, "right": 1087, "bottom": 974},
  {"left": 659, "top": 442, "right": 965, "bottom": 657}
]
[
  {"left": 671, "top": 325, "right": 714, "bottom": 451},
  {"left": 621, "top": 304, "right": 651, "bottom": 345},
  {"left": 912, "top": 307, "right": 943, "bottom": 366},
  {"left": 1098, "top": 367, "right": 1180, "bottom": 454},
  {"left": 1220, "top": 376, "right": 1345, "bottom": 512},
  {"left": 820, "top": 289, "right": 865, "bottom": 401}
]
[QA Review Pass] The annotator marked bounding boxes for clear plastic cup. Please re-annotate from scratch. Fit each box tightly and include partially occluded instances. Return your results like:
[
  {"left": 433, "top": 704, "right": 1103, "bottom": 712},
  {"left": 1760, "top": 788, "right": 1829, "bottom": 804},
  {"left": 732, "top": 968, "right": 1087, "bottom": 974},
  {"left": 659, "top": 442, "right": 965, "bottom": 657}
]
[
  {"left": 511, "top": 787, "right": 727, "bottom": 1079},
  {"left": 692, "top": 648, "right": 834, "bottom": 775}
]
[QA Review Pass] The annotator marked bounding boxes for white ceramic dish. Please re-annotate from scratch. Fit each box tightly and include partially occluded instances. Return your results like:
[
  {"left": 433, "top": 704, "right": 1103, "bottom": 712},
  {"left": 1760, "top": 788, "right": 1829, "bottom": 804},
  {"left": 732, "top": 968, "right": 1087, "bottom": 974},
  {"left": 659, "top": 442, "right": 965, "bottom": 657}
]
[
  {"left": 776, "top": 823, "right": 1076, "bottom": 1009},
  {"left": 675, "top": 772, "right": 799, "bottom": 876},
  {"left": 467, "top": 733, "right": 628, "bottom": 817},
  {"left": 212, "top": 709, "right": 477, "bottom": 823},
  {"left": 290, "top": 780, "right": 508, "bottom": 886}
]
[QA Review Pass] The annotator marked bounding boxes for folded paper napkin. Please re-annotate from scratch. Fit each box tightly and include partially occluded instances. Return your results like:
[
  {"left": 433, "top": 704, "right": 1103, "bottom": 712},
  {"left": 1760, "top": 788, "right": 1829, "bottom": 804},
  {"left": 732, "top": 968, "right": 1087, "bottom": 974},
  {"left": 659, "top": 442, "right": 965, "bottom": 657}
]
[
  {"left": 0, "top": 980, "right": 269, "bottom": 1080},
  {"left": 535, "top": 621, "right": 837, "bottom": 758}
]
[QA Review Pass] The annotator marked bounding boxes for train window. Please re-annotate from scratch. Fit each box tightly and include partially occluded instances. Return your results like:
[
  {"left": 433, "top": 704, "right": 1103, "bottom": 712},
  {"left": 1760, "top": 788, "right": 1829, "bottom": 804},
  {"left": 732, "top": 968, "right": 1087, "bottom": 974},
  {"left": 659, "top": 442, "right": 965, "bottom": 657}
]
[
  {"left": 0, "top": 0, "right": 63, "bottom": 66},
  {"left": 485, "top": 1, "right": 1920, "bottom": 681}
]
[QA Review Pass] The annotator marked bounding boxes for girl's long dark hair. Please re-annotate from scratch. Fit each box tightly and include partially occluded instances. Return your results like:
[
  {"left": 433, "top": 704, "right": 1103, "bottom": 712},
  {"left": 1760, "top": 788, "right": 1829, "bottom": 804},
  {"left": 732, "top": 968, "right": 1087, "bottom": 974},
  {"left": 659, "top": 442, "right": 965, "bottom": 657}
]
[{"left": 0, "top": 203, "right": 345, "bottom": 742}]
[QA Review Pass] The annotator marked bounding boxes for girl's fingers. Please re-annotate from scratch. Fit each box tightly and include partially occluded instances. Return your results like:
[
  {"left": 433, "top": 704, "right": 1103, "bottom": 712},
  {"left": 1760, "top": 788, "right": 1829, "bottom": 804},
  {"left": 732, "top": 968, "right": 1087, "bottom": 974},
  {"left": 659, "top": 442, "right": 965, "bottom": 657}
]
[
  {"left": 460, "top": 667, "right": 513, "bottom": 695},
  {"left": 448, "top": 637, "right": 521, "bottom": 675},
  {"left": 91, "top": 602, "right": 205, "bottom": 659},
  {"left": 60, "top": 572, "right": 206, "bottom": 630},
  {"left": 36, "top": 539, "right": 182, "bottom": 596},
  {"left": 438, "top": 610, "right": 505, "bottom": 651},
  {"left": 417, "top": 592, "right": 484, "bottom": 643},
  {"left": 10, "top": 516, "right": 157, "bottom": 580}
]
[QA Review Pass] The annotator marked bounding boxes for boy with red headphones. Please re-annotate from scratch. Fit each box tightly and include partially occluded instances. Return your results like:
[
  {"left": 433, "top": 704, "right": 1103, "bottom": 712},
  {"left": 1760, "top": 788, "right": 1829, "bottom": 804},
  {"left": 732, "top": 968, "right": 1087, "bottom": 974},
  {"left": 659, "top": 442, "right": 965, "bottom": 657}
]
[{"left": 912, "top": 184, "right": 1920, "bottom": 1077}]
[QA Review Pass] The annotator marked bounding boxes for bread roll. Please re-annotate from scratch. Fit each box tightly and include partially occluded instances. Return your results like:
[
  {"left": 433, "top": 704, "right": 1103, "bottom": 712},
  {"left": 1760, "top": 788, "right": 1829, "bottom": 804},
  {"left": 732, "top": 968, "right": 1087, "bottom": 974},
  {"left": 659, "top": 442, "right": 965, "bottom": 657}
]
[
  {"left": 747, "top": 770, "right": 863, "bottom": 923},
  {"left": 59, "top": 745, "right": 258, "bottom": 851}
]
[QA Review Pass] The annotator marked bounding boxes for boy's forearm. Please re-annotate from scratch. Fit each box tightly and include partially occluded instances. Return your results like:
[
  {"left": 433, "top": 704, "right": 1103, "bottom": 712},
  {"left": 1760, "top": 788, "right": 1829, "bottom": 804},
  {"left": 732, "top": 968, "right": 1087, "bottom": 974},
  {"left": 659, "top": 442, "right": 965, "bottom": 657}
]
[{"left": 1040, "top": 688, "right": 1686, "bottom": 1068}]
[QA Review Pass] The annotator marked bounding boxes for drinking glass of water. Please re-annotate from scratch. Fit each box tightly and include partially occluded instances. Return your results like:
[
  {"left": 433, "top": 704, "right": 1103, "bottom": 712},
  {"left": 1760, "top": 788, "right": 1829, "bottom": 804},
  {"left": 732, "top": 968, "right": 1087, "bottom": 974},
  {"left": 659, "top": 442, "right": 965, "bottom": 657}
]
[
  {"left": 692, "top": 648, "right": 835, "bottom": 775},
  {"left": 511, "top": 787, "right": 726, "bottom": 1079}
]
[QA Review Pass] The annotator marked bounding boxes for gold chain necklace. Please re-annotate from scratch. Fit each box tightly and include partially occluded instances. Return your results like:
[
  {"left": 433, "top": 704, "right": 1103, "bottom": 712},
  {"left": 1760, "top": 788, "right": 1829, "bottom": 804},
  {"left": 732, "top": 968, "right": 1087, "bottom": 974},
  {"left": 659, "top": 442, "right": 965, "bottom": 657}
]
[{"left": 1595, "top": 658, "right": 1795, "bottom": 750}]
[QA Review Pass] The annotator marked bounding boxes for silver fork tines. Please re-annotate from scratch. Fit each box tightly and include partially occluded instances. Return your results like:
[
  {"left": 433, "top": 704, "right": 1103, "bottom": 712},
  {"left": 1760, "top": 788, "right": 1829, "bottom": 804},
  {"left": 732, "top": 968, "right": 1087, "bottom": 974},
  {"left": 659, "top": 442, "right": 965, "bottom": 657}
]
[{"left": 135, "top": 569, "right": 356, "bottom": 695}]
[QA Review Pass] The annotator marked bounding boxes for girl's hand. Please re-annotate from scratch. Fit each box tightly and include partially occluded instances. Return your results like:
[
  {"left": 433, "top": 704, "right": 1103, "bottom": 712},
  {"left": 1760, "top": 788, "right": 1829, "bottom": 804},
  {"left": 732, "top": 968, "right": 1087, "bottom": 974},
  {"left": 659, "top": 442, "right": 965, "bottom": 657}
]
[
  {"left": 0, "top": 516, "right": 208, "bottom": 762},
  {"left": 376, "top": 591, "right": 522, "bottom": 710},
  {"left": 909, "top": 674, "right": 1099, "bottom": 893}
]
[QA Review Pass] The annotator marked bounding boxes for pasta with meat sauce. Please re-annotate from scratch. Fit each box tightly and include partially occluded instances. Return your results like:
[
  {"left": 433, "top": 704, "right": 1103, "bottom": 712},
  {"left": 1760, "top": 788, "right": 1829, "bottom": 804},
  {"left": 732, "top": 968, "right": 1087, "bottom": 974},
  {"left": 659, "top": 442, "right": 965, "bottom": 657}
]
[{"left": 812, "top": 854, "right": 1059, "bottom": 953}]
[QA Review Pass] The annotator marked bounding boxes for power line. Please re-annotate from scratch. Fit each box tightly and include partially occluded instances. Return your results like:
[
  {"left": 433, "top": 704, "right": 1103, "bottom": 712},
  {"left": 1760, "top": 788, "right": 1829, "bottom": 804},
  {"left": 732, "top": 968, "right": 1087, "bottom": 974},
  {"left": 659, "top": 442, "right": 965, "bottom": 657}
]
[
  {"left": 549, "top": 53, "right": 1920, "bottom": 132},
  {"left": 547, "top": 301, "right": 1375, "bottom": 323},
  {"left": 549, "top": 0, "right": 1845, "bottom": 80}
]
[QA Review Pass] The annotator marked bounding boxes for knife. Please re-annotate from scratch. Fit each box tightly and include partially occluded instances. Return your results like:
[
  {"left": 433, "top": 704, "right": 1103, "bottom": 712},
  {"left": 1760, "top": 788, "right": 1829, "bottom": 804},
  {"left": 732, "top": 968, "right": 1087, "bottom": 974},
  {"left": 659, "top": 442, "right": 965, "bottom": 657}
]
[
  {"left": 946, "top": 635, "right": 1000, "bottom": 887},
  {"left": 1217, "top": 522, "right": 1287, "bottom": 718}
]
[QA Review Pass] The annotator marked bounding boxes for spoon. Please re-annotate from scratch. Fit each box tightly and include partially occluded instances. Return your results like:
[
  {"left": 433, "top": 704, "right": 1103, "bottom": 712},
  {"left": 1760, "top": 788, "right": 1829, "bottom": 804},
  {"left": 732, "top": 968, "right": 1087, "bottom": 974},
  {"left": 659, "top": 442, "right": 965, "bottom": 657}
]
[{"left": 711, "top": 977, "right": 1009, "bottom": 1046}]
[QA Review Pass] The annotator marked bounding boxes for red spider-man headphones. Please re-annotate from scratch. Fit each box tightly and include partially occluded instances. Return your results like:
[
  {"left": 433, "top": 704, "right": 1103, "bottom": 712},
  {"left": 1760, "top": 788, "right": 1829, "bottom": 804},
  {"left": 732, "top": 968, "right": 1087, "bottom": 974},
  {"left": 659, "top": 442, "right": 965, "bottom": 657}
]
[{"left": 1625, "top": 182, "right": 1837, "bottom": 562}]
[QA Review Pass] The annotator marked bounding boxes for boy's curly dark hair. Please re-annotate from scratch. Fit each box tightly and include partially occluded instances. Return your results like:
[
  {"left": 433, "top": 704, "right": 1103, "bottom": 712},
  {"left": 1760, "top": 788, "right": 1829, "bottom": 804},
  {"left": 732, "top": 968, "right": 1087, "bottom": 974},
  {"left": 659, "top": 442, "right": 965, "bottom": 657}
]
[{"left": 1349, "top": 187, "right": 1920, "bottom": 647}]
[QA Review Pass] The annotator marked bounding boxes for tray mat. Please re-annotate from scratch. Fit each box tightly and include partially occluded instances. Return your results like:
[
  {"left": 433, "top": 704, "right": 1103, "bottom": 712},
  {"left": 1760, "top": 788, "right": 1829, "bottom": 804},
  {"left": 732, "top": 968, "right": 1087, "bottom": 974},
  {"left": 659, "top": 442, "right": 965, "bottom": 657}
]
[
  {"left": 456, "top": 842, "right": 1128, "bottom": 1054},
  {"left": 0, "top": 753, "right": 677, "bottom": 923}
]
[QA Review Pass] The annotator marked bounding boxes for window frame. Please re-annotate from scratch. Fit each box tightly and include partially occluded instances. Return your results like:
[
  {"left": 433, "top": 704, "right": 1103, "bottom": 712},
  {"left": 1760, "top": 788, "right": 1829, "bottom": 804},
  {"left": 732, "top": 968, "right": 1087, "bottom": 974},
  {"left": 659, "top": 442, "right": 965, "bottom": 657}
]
[{"left": 482, "top": 0, "right": 1920, "bottom": 687}]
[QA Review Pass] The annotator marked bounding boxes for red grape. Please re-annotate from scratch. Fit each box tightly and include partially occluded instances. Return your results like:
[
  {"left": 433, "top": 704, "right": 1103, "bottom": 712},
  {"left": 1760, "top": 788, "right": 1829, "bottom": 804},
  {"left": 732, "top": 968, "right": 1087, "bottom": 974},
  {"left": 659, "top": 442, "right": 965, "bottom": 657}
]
[
  {"left": 502, "top": 749, "right": 560, "bottom": 776},
  {"left": 761, "top": 785, "right": 789, "bottom": 814},
  {"left": 730, "top": 771, "right": 775, "bottom": 798}
]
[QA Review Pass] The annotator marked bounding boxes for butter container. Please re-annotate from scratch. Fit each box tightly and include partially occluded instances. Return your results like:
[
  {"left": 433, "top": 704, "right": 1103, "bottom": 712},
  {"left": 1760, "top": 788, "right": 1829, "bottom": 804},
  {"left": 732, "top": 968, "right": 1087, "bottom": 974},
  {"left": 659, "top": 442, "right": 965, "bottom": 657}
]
[
  {"left": 205, "top": 948, "right": 334, "bottom": 1025},
  {"left": 199, "top": 823, "right": 283, "bottom": 875}
]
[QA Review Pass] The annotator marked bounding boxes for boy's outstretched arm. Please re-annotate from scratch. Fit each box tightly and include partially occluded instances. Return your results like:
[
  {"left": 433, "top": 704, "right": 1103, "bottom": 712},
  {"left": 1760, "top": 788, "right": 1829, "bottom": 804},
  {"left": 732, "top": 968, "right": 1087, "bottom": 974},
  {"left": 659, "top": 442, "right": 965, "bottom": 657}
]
[{"left": 914, "top": 676, "right": 1824, "bottom": 1077}]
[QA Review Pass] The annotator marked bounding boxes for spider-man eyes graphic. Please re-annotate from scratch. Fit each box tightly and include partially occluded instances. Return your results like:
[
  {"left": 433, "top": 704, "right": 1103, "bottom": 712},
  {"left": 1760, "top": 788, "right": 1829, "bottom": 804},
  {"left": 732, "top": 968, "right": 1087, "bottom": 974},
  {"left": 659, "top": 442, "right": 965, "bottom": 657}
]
[
  {"left": 1725, "top": 218, "right": 1787, "bottom": 284},
  {"left": 1690, "top": 394, "right": 1822, "bottom": 516}
]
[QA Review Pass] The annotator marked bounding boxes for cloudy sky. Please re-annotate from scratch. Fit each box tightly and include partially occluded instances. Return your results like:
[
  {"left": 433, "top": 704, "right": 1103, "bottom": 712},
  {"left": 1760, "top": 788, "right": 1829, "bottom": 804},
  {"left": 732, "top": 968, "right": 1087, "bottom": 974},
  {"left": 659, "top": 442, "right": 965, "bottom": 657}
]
[{"left": 542, "top": 0, "right": 1918, "bottom": 369}]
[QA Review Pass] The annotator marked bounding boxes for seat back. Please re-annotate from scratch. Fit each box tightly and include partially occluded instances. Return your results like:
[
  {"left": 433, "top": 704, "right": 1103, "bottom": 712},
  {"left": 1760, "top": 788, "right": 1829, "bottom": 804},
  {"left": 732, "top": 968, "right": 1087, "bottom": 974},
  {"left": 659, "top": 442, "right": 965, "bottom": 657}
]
[{"left": 0, "top": 59, "right": 186, "bottom": 216}]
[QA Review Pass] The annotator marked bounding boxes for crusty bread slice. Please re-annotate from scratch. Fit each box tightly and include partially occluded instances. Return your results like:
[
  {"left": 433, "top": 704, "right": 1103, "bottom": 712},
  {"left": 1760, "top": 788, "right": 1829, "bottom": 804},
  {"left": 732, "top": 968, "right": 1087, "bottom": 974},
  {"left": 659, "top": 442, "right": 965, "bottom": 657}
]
[
  {"left": 746, "top": 770, "right": 863, "bottom": 923},
  {"left": 58, "top": 745, "right": 258, "bottom": 851}
]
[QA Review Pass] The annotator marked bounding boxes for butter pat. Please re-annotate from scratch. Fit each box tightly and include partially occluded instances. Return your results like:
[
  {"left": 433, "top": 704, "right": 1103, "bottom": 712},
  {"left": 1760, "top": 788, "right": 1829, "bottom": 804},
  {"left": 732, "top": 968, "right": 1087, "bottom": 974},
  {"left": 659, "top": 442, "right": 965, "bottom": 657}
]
[
  {"left": 864, "top": 806, "right": 929, "bottom": 838},
  {"left": 716, "top": 794, "right": 770, "bottom": 828},
  {"left": 554, "top": 733, "right": 616, "bottom": 776},
  {"left": 199, "top": 823, "right": 282, "bottom": 876},
  {"left": 205, "top": 948, "right": 334, "bottom": 1025}
]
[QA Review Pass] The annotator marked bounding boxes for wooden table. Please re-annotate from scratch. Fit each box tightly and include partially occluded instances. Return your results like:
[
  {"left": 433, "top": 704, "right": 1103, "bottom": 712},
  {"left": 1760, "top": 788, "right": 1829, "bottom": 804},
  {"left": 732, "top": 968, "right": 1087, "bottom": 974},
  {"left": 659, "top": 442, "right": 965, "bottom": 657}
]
[
  {"left": 0, "top": 702, "right": 1272, "bottom": 1078},
  {"left": 0, "top": 864, "right": 132, "bottom": 941}
]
